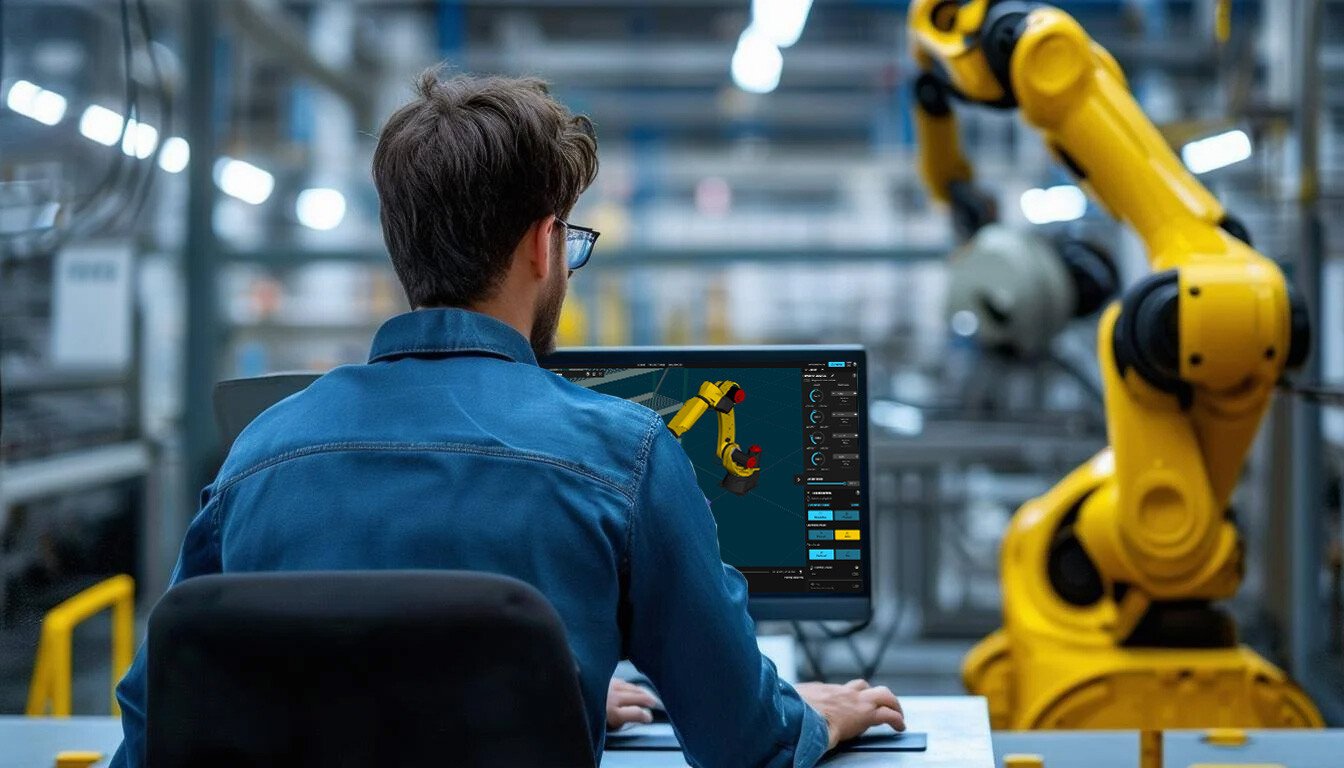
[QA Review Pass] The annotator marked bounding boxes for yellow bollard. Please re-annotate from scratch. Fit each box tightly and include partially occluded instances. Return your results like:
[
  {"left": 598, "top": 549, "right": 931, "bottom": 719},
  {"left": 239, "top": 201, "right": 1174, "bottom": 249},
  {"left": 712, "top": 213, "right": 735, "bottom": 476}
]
[{"left": 26, "top": 574, "right": 135, "bottom": 717}]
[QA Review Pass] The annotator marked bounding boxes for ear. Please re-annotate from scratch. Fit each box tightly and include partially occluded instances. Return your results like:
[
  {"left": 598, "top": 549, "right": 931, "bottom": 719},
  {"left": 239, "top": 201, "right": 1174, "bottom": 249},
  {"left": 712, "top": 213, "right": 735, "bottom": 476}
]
[{"left": 527, "top": 215, "right": 558, "bottom": 281}]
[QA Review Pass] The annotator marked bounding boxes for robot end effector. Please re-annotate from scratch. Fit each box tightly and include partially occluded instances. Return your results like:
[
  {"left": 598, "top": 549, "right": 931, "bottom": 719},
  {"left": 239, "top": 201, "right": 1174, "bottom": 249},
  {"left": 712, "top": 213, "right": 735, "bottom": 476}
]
[{"left": 947, "top": 226, "right": 1119, "bottom": 358}]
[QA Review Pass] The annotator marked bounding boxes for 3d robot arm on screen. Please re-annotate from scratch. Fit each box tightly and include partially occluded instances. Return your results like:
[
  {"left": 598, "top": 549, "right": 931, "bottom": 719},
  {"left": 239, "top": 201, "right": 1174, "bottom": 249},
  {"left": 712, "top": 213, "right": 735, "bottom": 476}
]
[
  {"left": 667, "top": 380, "right": 763, "bottom": 496},
  {"left": 908, "top": 0, "right": 1319, "bottom": 729}
]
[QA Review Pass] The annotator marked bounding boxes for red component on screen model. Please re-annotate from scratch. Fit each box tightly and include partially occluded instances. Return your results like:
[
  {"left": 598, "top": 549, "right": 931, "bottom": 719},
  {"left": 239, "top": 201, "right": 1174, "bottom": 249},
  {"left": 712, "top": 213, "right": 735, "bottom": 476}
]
[
  {"left": 732, "top": 388, "right": 746, "bottom": 403},
  {"left": 746, "top": 456, "right": 759, "bottom": 469}
]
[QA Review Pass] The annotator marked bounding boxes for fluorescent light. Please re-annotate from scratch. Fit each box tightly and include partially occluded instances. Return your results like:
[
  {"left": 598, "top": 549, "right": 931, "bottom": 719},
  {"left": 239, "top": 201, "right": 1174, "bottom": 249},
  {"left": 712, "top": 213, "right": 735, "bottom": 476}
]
[
  {"left": 871, "top": 399, "right": 924, "bottom": 437},
  {"left": 120, "top": 119, "right": 158, "bottom": 159},
  {"left": 79, "top": 105, "right": 126, "bottom": 146},
  {"left": 5, "top": 80, "right": 68, "bottom": 125},
  {"left": 1181, "top": 129, "right": 1252, "bottom": 174},
  {"left": 295, "top": 188, "right": 346, "bottom": 230},
  {"left": 158, "top": 137, "right": 189, "bottom": 173},
  {"left": 731, "top": 26, "right": 783, "bottom": 94},
  {"left": 752, "top": 0, "right": 813, "bottom": 48},
  {"left": 214, "top": 157, "right": 275, "bottom": 205},
  {"left": 79, "top": 105, "right": 161, "bottom": 160},
  {"left": 1019, "top": 184, "right": 1087, "bottom": 225}
]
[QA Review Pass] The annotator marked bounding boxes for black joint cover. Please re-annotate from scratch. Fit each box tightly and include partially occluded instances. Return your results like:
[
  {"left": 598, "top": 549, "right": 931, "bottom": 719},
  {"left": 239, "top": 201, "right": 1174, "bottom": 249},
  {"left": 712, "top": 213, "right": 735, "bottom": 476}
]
[
  {"left": 1219, "top": 214, "right": 1253, "bottom": 246},
  {"left": 715, "top": 386, "right": 740, "bottom": 414},
  {"left": 948, "top": 180, "right": 998, "bottom": 239},
  {"left": 1058, "top": 239, "right": 1120, "bottom": 317},
  {"left": 1286, "top": 281, "right": 1312, "bottom": 370},
  {"left": 914, "top": 72, "right": 952, "bottom": 116},
  {"left": 980, "top": 2, "right": 1040, "bottom": 107},
  {"left": 1112, "top": 270, "right": 1194, "bottom": 409}
]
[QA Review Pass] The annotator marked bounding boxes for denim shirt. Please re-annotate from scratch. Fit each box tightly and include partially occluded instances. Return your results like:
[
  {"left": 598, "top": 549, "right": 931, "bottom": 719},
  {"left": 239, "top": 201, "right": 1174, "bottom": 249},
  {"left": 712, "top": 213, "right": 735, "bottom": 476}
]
[{"left": 111, "top": 308, "right": 828, "bottom": 768}]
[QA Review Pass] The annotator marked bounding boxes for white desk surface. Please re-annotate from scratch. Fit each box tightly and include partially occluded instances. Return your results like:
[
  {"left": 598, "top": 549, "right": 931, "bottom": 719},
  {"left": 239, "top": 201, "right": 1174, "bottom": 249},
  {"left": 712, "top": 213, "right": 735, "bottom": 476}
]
[
  {"left": 0, "top": 716, "right": 121, "bottom": 768},
  {"left": 0, "top": 696, "right": 992, "bottom": 768},
  {"left": 603, "top": 695, "right": 993, "bottom": 767},
  {"left": 11, "top": 709, "right": 1343, "bottom": 767}
]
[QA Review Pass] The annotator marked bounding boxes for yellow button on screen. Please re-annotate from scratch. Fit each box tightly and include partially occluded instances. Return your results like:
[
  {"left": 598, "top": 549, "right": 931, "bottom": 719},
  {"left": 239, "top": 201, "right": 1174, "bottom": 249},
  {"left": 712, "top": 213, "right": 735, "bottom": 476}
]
[{"left": 835, "top": 530, "right": 860, "bottom": 540}]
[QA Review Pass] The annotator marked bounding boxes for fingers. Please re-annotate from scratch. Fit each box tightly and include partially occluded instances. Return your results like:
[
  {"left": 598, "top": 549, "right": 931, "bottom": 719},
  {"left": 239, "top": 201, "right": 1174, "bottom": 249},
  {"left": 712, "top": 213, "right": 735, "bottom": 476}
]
[
  {"left": 873, "top": 705, "right": 906, "bottom": 732},
  {"left": 612, "top": 688, "right": 660, "bottom": 710},
  {"left": 858, "top": 685, "right": 899, "bottom": 712},
  {"left": 609, "top": 679, "right": 643, "bottom": 695},
  {"left": 843, "top": 679, "right": 870, "bottom": 691},
  {"left": 612, "top": 705, "right": 654, "bottom": 726},
  {"left": 609, "top": 679, "right": 660, "bottom": 708}
]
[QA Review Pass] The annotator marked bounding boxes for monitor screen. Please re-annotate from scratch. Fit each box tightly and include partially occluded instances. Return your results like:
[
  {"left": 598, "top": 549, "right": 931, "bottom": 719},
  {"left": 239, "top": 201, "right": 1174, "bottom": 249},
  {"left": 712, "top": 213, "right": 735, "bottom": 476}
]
[{"left": 540, "top": 346, "right": 870, "bottom": 622}]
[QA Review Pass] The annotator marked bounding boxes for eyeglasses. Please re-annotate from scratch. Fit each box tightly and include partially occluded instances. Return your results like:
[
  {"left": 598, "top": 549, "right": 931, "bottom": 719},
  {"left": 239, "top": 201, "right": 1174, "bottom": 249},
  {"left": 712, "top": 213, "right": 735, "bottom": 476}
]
[{"left": 556, "top": 218, "right": 599, "bottom": 272}]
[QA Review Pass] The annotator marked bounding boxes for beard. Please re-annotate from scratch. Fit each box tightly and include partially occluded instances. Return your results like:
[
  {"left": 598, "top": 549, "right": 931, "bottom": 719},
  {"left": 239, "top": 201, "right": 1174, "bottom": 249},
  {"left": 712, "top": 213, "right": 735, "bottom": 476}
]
[{"left": 529, "top": 263, "right": 567, "bottom": 357}]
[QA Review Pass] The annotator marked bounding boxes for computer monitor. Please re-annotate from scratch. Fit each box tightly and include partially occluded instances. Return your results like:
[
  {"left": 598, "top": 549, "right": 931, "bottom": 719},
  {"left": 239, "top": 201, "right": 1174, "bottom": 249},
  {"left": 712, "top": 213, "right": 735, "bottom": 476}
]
[{"left": 540, "top": 346, "right": 871, "bottom": 622}]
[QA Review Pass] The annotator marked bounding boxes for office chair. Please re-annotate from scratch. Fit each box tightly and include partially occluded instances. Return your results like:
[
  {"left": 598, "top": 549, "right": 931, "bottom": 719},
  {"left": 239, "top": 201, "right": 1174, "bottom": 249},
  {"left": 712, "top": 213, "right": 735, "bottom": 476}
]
[{"left": 146, "top": 570, "right": 595, "bottom": 767}]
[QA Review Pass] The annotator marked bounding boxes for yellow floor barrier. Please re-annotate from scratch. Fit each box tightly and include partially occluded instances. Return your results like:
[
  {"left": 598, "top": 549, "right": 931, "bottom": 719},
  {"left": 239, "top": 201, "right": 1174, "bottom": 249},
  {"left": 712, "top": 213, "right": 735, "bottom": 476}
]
[{"left": 26, "top": 574, "right": 135, "bottom": 717}]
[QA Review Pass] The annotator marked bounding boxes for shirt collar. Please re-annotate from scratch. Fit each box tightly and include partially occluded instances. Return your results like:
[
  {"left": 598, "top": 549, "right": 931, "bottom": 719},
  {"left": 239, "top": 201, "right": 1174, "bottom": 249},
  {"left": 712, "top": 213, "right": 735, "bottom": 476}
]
[{"left": 368, "top": 308, "right": 538, "bottom": 366}]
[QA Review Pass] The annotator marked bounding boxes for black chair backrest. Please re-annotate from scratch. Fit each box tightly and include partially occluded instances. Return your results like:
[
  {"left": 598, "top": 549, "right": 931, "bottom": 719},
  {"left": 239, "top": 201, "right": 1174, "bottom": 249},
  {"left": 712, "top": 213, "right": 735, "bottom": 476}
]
[
  {"left": 147, "top": 570, "right": 595, "bottom": 768},
  {"left": 212, "top": 373, "right": 320, "bottom": 453}
]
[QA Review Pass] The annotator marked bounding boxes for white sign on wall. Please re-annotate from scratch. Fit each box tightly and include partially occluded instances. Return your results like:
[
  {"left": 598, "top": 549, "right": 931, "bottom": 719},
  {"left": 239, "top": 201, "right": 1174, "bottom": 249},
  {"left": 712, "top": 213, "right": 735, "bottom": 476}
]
[{"left": 51, "top": 243, "right": 134, "bottom": 369}]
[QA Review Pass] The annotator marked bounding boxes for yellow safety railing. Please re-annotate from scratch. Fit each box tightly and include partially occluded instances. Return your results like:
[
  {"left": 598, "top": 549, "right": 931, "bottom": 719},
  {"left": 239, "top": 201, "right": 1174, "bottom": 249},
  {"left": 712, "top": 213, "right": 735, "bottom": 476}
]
[{"left": 26, "top": 574, "right": 135, "bottom": 717}]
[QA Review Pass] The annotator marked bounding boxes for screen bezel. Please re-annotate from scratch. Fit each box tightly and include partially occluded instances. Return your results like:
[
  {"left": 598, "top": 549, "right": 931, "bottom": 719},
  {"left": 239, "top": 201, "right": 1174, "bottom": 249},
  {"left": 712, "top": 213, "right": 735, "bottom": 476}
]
[{"left": 539, "top": 345, "right": 871, "bottom": 623}]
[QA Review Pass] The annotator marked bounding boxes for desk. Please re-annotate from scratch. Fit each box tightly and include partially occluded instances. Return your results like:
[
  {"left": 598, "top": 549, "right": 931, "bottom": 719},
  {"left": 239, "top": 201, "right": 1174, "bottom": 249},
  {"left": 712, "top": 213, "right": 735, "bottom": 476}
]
[
  {"left": 1164, "top": 728, "right": 1344, "bottom": 768},
  {"left": 992, "top": 731, "right": 1140, "bottom": 768},
  {"left": 0, "top": 696, "right": 993, "bottom": 767},
  {"left": 603, "top": 696, "right": 994, "bottom": 767},
  {"left": 0, "top": 717, "right": 121, "bottom": 768}
]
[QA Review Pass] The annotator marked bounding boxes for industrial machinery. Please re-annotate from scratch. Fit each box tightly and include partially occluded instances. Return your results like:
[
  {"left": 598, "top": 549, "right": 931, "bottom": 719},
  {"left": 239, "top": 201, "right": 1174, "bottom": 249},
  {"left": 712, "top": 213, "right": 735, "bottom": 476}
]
[
  {"left": 667, "top": 380, "right": 763, "bottom": 496},
  {"left": 909, "top": 0, "right": 1320, "bottom": 730},
  {"left": 945, "top": 224, "right": 1117, "bottom": 358}
]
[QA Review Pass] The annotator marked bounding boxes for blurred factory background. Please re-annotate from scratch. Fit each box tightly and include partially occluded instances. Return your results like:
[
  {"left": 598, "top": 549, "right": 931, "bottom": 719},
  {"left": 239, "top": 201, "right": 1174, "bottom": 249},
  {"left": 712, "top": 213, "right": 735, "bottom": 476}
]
[{"left": 1, "top": 0, "right": 1341, "bottom": 722}]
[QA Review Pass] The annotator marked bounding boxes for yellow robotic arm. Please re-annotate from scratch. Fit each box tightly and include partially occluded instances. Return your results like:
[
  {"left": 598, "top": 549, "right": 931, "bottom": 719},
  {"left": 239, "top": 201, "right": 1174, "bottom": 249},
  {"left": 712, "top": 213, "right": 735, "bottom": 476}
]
[
  {"left": 667, "top": 380, "right": 763, "bottom": 496},
  {"left": 912, "top": 61, "right": 996, "bottom": 239},
  {"left": 909, "top": 0, "right": 1318, "bottom": 730}
]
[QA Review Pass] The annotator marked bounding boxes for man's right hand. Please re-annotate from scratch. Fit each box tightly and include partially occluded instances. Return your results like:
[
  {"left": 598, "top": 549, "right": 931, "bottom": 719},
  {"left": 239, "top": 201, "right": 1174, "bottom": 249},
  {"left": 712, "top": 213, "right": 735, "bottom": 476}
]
[{"left": 794, "top": 679, "right": 905, "bottom": 751}]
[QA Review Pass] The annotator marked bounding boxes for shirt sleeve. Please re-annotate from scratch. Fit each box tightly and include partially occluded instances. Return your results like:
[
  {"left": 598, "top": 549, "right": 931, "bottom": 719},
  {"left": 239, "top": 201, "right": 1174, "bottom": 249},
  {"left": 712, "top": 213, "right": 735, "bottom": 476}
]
[
  {"left": 623, "top": 419, "right": 830, "bottom": 768},
  {"left": 109, "top": 485, "right": 225, "bottom": 768}
]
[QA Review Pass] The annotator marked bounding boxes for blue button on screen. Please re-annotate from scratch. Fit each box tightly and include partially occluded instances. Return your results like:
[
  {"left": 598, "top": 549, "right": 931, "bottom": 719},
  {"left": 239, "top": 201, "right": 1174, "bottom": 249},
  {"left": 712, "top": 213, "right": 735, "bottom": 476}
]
[
  {"left": 828, "top": 361, "right": 845, "bottom": 367},
  {"left": 809, "top": 549, "right": 835, "bottom": 560}
]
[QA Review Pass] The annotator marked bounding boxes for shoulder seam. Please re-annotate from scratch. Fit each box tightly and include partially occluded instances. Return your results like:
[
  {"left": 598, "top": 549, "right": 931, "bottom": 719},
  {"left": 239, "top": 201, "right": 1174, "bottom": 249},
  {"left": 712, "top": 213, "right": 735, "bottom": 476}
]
[
  {"left": 207, "top": 484, "right": 228, "bottom": 563},
  {"left": 624, "top": 415, "right": 662, "bottom": 556},
  {"left": 216, "top": 441, "right": 635, "bottom": 501}
]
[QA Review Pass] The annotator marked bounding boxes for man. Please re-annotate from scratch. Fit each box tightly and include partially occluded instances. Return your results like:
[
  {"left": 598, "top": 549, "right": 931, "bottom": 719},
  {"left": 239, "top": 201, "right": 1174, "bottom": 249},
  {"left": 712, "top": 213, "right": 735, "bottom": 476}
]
[{"left": 112, "top": 71, "right": 903, "bottom": 767}]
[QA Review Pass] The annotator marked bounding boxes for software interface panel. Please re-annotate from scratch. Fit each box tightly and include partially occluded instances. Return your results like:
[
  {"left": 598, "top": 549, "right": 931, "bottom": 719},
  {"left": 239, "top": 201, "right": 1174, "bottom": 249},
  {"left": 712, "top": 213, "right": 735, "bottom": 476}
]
[{"left": 550, "top": 360, "right": 864, "bottom": 595}]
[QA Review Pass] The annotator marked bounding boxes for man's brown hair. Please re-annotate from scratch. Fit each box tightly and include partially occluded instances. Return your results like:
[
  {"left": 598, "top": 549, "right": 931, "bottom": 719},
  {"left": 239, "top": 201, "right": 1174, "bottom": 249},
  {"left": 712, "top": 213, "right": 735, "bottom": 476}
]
[{"left": 372, "top": 70, "right": 598, "bottom": 308}]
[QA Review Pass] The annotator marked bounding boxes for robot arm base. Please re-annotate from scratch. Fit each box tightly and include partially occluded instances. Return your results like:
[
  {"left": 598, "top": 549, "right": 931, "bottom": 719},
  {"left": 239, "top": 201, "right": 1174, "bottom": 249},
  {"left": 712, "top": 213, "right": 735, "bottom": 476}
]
[{"left": 720, "top": 472, "right": 760, "bottom": 496}]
